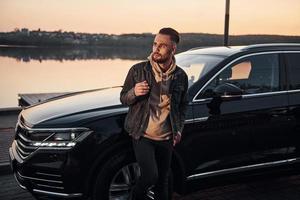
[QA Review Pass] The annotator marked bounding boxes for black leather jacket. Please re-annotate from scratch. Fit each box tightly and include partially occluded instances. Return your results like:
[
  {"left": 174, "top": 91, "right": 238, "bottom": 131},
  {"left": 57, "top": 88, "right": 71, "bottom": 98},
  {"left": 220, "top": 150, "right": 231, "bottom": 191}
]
[{"left": 120, "top": 60, "right": 189, "bottom": 140}]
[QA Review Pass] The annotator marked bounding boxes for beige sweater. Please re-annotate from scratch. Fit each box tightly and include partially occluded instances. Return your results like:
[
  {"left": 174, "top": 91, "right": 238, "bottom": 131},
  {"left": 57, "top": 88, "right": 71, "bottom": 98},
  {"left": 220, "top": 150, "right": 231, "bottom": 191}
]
[{"left": 143, "top": 53, "right": 177, "bottom": 141}]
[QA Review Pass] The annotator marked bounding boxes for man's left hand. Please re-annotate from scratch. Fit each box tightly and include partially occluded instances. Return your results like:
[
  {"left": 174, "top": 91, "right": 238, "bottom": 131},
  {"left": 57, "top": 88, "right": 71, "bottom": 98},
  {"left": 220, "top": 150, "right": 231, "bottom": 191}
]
[{"left": 173, "top": 131, "right": 182, "bottom": 146}]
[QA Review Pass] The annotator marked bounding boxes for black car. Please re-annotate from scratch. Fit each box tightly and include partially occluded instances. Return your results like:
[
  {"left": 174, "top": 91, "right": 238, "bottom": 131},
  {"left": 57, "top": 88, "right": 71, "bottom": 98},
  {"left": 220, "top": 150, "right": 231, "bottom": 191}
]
[{"left": 9, "top": 43, "right": 300, "bottom": 200}]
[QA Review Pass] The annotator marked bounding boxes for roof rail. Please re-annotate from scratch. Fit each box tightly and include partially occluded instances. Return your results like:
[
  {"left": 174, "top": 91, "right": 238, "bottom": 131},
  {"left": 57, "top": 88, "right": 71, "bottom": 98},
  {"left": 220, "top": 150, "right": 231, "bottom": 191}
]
[{"left": 241, "top": 43, "right": 300, "bottom": 51}]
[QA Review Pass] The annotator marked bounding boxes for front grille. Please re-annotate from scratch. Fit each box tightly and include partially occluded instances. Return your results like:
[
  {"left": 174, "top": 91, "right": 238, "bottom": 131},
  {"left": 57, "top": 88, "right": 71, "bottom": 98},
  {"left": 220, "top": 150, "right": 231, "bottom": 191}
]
[
  {"left": 15, "top": 134, "right": 38, "bottom": 159},
  {"left": 15, "top": 123, "right": 38, "bottom": 160},
  {"left": 17, "top": 171, "right": 65, "bottom": 191}
]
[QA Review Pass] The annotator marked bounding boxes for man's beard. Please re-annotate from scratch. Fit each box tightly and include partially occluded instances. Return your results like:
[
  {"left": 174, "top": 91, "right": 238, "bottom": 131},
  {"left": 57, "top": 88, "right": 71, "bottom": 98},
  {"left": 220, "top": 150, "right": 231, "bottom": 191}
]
[{"left": 152, "top": 52, "right": 172, "bottom": 64}]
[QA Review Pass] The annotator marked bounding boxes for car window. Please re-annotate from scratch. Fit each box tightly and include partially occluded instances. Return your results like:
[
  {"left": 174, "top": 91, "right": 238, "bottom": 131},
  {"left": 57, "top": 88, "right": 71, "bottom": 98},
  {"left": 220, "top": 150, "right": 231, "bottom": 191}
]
[
  {"left": 175, "top": 54, "right": 224, "bottom": 88},
  {"left": 198, "top": 53, "right": 280, "bottom": 99},
  {"left": 285, "top": 53, "right": 300, "bottom": 90}
]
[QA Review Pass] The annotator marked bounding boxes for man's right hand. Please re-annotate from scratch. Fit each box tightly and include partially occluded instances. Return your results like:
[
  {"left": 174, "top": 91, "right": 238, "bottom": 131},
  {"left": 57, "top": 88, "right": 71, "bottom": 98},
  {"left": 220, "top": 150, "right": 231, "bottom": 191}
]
[{"left": 134, "top": 80, "right": 150, "bottom": 96}]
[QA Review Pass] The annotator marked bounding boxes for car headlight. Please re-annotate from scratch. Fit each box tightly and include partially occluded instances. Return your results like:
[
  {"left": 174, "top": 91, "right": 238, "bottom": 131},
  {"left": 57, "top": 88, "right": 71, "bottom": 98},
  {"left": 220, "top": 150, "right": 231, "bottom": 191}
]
[
  {"left": 52, "top": 132, "right": 81, "bottom": 141},
  {"left": 29, "top": 129, "right": 92, "bottom": 148}
]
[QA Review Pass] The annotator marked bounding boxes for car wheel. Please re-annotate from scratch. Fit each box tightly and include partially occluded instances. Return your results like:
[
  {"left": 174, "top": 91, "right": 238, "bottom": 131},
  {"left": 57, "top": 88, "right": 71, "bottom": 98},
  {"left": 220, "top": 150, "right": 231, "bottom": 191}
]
[{"left": 92, "top": 149, "right": 161, "bottom": 200}]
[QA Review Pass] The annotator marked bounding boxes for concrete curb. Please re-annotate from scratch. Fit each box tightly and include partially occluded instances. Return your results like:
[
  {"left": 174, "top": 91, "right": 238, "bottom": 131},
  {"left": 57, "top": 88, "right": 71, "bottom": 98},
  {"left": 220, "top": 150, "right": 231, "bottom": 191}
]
[{"left": 0, "top": 162, "right": 12, "bottom": 175}]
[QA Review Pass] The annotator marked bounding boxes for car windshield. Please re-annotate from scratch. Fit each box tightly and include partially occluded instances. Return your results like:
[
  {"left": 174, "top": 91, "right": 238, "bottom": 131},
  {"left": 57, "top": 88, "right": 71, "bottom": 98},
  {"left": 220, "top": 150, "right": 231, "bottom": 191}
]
[{"left": 175, "top": 53, "right": 225, "bottom": 88}]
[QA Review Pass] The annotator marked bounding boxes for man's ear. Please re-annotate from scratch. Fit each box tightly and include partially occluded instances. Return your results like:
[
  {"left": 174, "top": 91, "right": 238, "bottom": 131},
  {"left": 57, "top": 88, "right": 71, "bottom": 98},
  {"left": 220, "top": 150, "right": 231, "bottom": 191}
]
[{"left": 172, "top": 44, "right": 177, "bottom": 55}]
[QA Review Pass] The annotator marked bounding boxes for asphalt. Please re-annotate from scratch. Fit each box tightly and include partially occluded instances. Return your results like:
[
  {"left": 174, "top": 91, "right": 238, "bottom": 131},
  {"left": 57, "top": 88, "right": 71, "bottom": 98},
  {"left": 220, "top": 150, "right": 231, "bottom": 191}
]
[
  {"left": 2, "top": 109, "right": 300, "bottom": 199},
  {"left": 0, "top": 109, "right": 20, "bottom": 175},
  {"left": 2, "top": 169, "right": 300, "bottom": 200}
]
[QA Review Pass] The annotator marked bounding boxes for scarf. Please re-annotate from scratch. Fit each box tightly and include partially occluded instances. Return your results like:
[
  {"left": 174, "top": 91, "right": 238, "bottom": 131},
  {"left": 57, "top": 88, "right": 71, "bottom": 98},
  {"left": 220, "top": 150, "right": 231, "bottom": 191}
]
[{"left": 147, "top": 52, "right": 177, "bottom": 83}]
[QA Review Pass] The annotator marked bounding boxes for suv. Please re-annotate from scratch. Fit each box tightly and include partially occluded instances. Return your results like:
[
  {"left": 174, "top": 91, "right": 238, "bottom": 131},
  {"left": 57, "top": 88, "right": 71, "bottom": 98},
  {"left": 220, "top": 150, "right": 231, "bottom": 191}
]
[{"left": 9, "top": 43, "right": 300, "bottom": 200}]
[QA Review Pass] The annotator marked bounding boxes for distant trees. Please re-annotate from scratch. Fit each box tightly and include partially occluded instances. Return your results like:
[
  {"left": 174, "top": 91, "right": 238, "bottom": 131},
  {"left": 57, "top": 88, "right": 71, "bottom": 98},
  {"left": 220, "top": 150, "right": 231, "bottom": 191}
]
[{"left": 0, "top": 28, "right": 300, "bottom": 48}]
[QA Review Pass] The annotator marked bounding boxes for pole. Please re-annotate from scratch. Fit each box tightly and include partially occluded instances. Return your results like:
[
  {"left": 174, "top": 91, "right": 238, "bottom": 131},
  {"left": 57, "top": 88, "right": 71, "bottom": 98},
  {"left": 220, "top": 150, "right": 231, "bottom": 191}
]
[{"left": 224, "top": 0, "right": 230, "bottom": 46}]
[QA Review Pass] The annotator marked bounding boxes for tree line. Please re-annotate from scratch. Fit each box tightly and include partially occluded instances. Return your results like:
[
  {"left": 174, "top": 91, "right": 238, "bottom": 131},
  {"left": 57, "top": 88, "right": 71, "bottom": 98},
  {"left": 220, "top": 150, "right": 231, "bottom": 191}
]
[{"left": 1, "top": 29, "right": 300, "bottom": 49}]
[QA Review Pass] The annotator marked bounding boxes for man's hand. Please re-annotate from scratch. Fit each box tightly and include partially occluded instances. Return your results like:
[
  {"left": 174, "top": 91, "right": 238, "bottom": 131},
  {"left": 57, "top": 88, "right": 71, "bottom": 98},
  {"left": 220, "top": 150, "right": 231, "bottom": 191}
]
[
  {"left": 134, "top": 80, "right": 150, "bottom": 96},
  {"left": 173, "top": 131, "right": 182, "bottom": 146}
]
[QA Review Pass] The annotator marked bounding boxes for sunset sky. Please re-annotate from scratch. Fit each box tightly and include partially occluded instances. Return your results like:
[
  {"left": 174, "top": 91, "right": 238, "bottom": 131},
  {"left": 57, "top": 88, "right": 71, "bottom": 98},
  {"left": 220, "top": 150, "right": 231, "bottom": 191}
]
[{"left": 0, "top": 0, "right": 300, "bottom": 35}]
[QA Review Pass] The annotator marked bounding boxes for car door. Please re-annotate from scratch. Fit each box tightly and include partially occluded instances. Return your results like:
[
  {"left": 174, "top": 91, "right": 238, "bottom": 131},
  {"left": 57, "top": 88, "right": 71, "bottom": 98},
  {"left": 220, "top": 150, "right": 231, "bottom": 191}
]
[
  {"left": 188, "top": 52, "right": 290, "bottom": 177},
  {"left": 284, "top": 52, "right": 300, "bottom": 159}
]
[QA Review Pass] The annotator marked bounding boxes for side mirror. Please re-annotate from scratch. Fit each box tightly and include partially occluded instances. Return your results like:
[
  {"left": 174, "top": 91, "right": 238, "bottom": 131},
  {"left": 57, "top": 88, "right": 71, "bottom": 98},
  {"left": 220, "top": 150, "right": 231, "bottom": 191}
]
[{"left": 213, "top": 83, "right": 243, "bottom": 100}]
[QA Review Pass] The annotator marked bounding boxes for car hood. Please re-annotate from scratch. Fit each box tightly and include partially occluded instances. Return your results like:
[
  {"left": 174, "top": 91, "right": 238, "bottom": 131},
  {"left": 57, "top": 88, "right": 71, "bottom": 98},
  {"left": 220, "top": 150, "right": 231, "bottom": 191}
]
[{"left": 21, "top": 87, "right": 128, "bottom": 128}]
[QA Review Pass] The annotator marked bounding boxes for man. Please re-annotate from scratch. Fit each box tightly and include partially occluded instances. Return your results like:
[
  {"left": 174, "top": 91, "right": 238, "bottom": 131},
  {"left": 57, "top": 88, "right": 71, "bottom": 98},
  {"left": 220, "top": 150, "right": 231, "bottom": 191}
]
[{"left": 120, "top": 27, "right": 188, "bottom": 200}]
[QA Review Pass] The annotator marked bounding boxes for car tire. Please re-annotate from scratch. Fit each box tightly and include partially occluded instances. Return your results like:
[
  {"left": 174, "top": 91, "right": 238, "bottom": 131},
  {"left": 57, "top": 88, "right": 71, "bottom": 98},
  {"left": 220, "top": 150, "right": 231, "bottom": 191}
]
[{"left": 91, "top": 148, "right": 174, "bottom": 200}]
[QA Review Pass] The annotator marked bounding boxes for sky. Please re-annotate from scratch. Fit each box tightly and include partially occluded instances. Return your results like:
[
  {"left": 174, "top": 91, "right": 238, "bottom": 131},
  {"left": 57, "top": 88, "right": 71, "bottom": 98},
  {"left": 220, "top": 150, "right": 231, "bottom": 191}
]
[{"left": 0, "top": 0, "right": 300, "bottom": 35}]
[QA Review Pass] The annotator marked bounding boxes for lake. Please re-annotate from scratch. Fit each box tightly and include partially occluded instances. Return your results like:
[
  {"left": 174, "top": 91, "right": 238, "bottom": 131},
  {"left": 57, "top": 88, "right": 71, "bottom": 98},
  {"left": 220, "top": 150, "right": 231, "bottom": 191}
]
[
  {"left": 0, "top": 46, "right": 204, "bottom": 109},
  {"left": 0, "top": 47, "right": 148, "bottom": 109}
]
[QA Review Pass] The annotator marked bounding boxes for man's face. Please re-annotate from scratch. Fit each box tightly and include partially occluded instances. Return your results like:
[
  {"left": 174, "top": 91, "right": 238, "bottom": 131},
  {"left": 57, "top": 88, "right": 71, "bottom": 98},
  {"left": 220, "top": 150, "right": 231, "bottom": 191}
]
[{"left": 152, "top": 33, "right": 176, "bottom": 64}]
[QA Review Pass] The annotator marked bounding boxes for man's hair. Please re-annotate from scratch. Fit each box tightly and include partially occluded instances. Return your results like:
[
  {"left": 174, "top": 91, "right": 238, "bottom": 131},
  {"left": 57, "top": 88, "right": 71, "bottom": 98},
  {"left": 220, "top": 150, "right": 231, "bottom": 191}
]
[{"left": 159, "top": 27, "right": 180, "bottom": 44}]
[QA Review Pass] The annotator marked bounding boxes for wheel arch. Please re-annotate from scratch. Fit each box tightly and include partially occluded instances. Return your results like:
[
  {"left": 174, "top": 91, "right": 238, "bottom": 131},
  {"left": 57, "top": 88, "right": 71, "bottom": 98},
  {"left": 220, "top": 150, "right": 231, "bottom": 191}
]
[{"left": 82, "top": 132, "right": 189, "bottom": 198}]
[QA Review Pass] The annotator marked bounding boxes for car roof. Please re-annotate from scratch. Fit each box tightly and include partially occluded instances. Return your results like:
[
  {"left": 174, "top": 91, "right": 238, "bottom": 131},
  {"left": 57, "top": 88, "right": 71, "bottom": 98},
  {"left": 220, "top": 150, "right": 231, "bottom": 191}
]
[{"left": 180, "top": 43, "right": 300, "bottom": 57}]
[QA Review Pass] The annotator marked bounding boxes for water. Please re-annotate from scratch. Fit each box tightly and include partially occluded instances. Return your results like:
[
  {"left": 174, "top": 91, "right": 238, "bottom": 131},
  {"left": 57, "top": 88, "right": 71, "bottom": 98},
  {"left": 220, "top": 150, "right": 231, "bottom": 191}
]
[{"left": 0, "top": 47, "right": 146, "bottom": 108}]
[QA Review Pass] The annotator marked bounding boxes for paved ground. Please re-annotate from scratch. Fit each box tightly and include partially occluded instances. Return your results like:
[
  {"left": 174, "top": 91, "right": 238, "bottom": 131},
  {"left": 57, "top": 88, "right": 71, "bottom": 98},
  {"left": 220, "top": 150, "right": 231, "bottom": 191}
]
[
  {"left": 0, "top": 109, "right": 20, "bottom": 165},
  {"left": 0, "top": 128, "right": 14, "bottom": 164},
  {"left": 2, "top": 110, "right": 300, "bottom": 200},
  {"left": 2, "top": 172, "right": 300, "bottom": 200},
  {"left": 0, "top": 110, "right": 19, "bottom": 175},
  {"left": 0, "top": 174, "right": 35, "bottom": 200}
]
